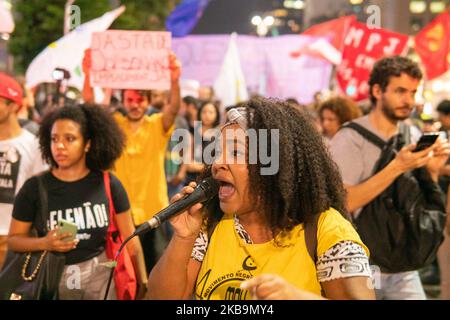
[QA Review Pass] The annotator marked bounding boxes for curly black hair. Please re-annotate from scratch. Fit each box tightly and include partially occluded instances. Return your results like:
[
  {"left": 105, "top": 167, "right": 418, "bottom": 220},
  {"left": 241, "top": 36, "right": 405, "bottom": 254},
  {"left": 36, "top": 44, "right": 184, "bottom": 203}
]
[
  {"left": 197, "top": 100, "right": 221, "bottom": 128},
  {"left": 369, "top": 55, "right": 422, "bottom": 106},
  {"left": 38, "top": 104, "right": 126, "bottom": 171},
  {"left": 201, "top": 97, "right": 348, "bottom": 238}
]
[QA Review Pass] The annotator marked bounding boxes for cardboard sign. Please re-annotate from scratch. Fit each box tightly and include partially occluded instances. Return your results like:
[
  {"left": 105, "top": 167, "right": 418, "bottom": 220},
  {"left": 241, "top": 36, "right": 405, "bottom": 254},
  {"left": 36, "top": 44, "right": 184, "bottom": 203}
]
[
  {"left": 90, "top": 30, "right": 171, "bottom": 90},
  {"left": 336, "top": 22, "right": 409, "bottom": 101}
]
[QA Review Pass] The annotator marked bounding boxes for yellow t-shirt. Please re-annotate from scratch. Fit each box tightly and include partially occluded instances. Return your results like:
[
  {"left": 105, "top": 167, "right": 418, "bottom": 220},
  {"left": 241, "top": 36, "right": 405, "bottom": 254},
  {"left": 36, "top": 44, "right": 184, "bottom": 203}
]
[
  {"left": 195, "top": 208, "right": 369, "bottom": 300},
  {"left": 113, "top": 113, "right": 174, "bottom": 226}
]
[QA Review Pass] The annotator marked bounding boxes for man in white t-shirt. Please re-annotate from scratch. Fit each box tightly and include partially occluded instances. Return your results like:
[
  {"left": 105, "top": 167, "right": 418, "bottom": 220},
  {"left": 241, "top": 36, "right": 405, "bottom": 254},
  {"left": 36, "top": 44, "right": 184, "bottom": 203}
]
[{"left": 0, "top": 72, "right": 47, "bottom": 269}]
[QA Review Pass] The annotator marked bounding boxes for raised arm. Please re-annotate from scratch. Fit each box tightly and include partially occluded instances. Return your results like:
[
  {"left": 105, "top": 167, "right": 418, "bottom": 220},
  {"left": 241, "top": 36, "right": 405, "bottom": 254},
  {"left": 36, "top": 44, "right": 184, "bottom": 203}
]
[
  {"left": 81, "top": 49, "right": 95, "bottom": 104},
  {"left": 162, "top": 52, "right": 181, "bottom": 132}
]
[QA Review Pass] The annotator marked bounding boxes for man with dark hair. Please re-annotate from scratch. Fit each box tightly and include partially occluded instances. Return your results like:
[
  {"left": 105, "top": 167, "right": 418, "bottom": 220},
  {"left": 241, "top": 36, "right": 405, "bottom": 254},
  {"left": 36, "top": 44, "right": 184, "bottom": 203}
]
[
  {"left": 330, "top": 56, "right": 450, "bottom": 299},
  {"left": 0, "top": 72, "right": 47, "bottom": 269},
  {"left": 112, "top": 54, "right": 182, "bottom": 275},
  {"left": 437, "top": 100, "right": 450, "bottom": 135},
  {"left": 367, "top": 56, "right": 423, "bottom": 106}
]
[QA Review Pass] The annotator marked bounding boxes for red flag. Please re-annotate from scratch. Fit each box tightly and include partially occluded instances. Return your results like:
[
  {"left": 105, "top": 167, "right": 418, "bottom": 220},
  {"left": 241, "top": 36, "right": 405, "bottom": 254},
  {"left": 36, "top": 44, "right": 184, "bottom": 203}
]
[
  {"left": 336, "top": 21, "right": 409, "bottom": 101},
  {"left": 291, "top": 15, "right": 356, "bottom": 60},
  {"left": 414, "top": 13, "right": 450, "bottom": 80}
]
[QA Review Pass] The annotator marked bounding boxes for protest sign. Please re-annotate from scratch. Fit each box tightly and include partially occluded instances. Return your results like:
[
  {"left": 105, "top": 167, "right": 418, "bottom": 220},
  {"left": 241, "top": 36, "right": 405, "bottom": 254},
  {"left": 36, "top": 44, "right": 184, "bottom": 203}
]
[
  {"left": 336, "top": 21, "right": 409, "bottom": 101},
  {"left": 90, "top": 30, "right": 171, "bottom": 90}
]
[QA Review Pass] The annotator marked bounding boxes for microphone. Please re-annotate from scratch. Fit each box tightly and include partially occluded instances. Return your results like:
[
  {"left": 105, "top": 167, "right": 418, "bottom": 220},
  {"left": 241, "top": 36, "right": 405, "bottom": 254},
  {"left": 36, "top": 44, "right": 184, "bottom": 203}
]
[{"left": 133, "top": 177, "right": 220, "bottom": 236}]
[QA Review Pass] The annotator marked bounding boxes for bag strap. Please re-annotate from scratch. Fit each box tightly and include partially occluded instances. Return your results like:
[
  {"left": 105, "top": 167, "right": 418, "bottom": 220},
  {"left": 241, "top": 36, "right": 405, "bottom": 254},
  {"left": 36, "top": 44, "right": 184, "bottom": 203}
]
[
  {"left": 35, "top": 173, "right": 50, "bottom": 236},
  {"left": 399, "top": 122, "right": 411, "bottom": 146},
  {"left": 103, "top": 172, "right": 117, "bottom": 233},
  {"left": 342, "top": 122, "right": 386, "bottom": 150},
  {"left": 304, "top": 214, "right": 326, "bottom": 296}
]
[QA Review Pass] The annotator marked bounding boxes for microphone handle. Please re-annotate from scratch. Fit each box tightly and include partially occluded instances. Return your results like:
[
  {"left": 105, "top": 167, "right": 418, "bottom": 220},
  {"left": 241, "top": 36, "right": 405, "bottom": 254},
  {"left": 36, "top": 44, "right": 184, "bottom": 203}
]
[{"left": 136, "top": 188, "right": 205, "bottom": 234}]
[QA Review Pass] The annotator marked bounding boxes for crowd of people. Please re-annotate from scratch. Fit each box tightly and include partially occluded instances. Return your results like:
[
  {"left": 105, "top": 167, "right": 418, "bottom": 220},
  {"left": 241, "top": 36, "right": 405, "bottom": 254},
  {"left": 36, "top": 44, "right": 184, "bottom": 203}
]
[{"left": 0, "top": 53, "right": 449, "bottom": 300}]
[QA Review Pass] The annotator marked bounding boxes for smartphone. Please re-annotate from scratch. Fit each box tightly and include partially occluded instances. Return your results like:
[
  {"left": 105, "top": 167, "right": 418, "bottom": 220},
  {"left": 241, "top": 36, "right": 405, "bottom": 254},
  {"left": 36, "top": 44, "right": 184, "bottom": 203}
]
[
  {"left": 413, "top": 133, "right": 440, "bottom": 152},
  {"left": 56, "top": 219, "right": 78, "bottom": 242}
]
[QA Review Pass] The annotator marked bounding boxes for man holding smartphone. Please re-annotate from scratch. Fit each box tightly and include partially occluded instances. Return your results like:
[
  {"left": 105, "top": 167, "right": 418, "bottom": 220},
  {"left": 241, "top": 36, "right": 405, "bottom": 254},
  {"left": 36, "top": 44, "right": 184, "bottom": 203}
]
[{"left": 330, "top": 56, "right": 450, "bottom": 299}]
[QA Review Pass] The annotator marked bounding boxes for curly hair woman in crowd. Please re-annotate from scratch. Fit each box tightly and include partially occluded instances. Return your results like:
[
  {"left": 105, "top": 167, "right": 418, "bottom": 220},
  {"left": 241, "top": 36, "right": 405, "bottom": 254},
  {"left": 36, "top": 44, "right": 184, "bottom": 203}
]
[
  {"left": 147, "top": 97, "right": 375, "bottom": 300},
  {"left": 319, "top": 96, "right": 362, "bottom": 142},
  {"left": 8, "top": 104, "right": 147, "bottom": 299}
]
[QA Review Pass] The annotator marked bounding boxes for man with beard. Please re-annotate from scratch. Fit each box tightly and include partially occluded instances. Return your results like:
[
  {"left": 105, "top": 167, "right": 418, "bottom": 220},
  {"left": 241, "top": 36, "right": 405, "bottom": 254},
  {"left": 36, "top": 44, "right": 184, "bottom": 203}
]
[
  {"left": 330, "top": 56, "right": 450, "bottom": 299},
  {"left": 82, "top": 50, "right": 182, "bottom": 275},
  {"left": 112, "top": 53, "right": 181, "bottom": 275}
]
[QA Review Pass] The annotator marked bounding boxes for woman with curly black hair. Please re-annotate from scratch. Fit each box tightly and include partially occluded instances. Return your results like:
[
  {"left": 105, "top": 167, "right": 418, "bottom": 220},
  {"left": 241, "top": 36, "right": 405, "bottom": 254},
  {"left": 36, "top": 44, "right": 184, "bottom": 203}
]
[
  {"left": 7, "top": 104, "right": 147, "bottom": 300},
  {"left": 319, "top": 96, "right": 362, "bottom": 142},
  {"left": 148, "top": 97, "right": 375, "bottom": 300}
]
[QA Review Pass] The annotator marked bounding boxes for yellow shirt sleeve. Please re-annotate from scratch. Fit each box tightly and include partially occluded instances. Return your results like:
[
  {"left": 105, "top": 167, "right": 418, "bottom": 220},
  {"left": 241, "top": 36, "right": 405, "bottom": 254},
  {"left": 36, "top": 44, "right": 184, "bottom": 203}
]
[{"left": 316, "top": 208, "right": 370, "bottom": 257}]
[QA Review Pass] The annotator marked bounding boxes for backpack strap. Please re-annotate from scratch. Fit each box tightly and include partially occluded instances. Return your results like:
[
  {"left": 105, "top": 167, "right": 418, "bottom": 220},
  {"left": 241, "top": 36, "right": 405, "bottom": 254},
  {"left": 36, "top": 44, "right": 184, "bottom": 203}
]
[
  {"left": 341, "top": 122, "right": 386, "bottom": 150},
  {"left": 207, "top": 221, "right": 218, "bottom": 240},
  {"left": 399, "top": 122, "right": 411, "bottom": 146},
  {"left": 304, "top": 214, "right": 326, "bottom": 296},
  {"left": 304, "top": 214, "right": 320, "bottom": 264}
]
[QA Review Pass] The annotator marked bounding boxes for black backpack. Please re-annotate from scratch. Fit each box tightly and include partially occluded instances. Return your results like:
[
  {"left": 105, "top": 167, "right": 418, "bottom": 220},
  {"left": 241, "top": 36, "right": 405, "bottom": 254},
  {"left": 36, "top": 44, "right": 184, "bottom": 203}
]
[{"left": 342, "top": 122, "right": 447, "bottom": 273}]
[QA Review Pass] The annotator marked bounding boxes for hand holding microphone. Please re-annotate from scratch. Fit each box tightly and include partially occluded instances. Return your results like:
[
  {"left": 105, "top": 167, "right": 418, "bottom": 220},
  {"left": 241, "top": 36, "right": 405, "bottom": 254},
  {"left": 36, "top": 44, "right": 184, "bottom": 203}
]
[
  {"left": 168, "top": 182, "right": 207, "bottom": 240},
  {"left": 133, "top": 178, "right": 219, "bottom": 239}
]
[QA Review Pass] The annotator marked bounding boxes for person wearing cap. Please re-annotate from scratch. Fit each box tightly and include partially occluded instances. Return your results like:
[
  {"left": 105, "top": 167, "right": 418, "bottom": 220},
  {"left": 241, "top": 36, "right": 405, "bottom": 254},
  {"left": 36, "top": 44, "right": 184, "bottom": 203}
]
[{"left": 0, "top": 72, "right": 47, "bottom": 269}]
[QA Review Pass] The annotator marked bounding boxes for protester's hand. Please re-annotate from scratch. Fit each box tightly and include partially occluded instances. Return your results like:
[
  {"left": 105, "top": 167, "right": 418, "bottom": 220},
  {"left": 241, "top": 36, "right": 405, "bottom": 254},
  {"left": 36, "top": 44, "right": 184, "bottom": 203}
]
[
  {"left": 169, "top": 51, "right": 181, "bottom": 84},
  {"left": 390, "top": 143, "right": 435, "bottom": 174},
  {"left": 426, "top": 138, "right": 450, "bottom": 180},
  {"left": 43, "top": 228, "right": 79, "bottom": 253},
  {"left": 82, "top": 48, "right": 92, "bottom": 76},
  {"left": 240, "top": 274, "right": 324, "bottom": 300},
  {"left": 169, "top": 182, "right": 203, "bottom": 240}
]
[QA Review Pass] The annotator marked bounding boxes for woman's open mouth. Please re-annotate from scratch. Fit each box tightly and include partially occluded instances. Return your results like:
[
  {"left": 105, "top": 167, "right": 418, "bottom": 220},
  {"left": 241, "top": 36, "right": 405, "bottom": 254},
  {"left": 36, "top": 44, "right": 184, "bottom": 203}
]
[{"left": 218, "top": 181, "right": 235, "bottom": 201}]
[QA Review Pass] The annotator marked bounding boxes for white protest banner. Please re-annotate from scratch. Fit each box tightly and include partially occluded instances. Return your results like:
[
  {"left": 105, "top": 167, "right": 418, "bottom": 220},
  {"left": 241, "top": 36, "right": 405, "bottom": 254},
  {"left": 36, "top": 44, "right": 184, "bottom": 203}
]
[{"left": 90, "top": 30, "right": 171, "bottom": 90}]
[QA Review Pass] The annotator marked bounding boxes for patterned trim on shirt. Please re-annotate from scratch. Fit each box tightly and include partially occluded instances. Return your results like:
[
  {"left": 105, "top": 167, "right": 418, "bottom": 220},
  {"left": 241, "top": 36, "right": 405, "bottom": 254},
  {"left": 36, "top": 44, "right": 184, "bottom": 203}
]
[
  {"left": 234, "top": 215, "right": 253, "bottom": 244},
  {"left": 191, "top": 219, "right": 372, "bottom": 284},
  {"left": 191, "top": 216, "right": 252, "bottom": 262},
  {"left": 316, "top": 240, "right": 372, "bottom": 282},
  {"left": 191, "top": 230, "right": 208, "bottom": 262}
]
